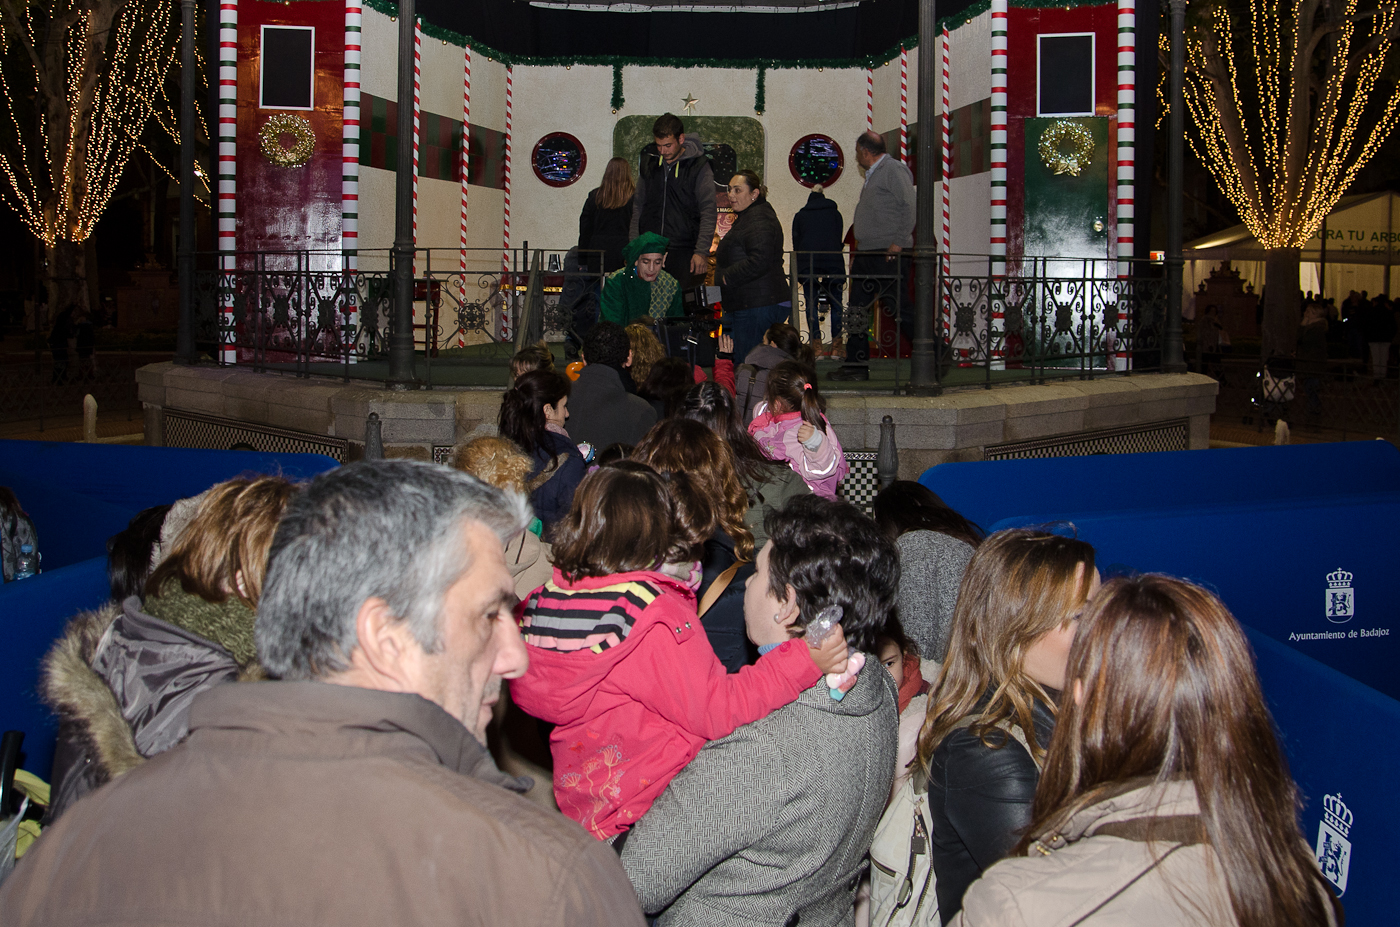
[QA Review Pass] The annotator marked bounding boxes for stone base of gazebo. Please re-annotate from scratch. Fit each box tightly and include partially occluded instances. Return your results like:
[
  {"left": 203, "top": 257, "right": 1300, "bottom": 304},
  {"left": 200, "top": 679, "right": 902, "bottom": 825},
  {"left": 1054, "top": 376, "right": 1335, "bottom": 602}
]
[{"left": 137, "top": 363, "right": 1218, "bottom": 484}]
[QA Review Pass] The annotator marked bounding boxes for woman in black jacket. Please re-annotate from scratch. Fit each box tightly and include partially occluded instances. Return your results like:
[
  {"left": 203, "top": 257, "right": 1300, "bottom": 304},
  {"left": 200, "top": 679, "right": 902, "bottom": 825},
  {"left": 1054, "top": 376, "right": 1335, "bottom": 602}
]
[
  {"left": 916, "top": 528, "right": 1099, "bottom": 924},
  {"left": 715, "top": 170, "right": 790, "bottom": 361},
  {"left": 578, "top": 157, "right": 635, "bottom": 274}
]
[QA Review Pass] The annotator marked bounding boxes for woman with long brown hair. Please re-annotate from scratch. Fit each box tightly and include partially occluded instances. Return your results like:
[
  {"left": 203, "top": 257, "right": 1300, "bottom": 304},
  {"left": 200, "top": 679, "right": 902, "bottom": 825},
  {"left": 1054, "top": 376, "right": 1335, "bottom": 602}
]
[
  {"left": 951, "top": 574, "right": 1342, "bottom": 927},
  {"left": 633, "top": 418, "right": 755, "bottom": 671},
  {"left": 917, "top": 528, "right": 1098, "bottom": 924},
  {"left": 578, "top": 156, "right": 636, "bottom": 275}
]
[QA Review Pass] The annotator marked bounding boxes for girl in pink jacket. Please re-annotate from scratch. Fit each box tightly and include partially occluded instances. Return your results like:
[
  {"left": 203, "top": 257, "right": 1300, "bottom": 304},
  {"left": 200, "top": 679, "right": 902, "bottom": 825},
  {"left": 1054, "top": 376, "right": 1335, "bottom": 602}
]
[
  {"left": 748, "top": 360, "right": 849, "bottom": 498},
  {"left": 510, "top": 462, "right": 848, "bottom": 840}
]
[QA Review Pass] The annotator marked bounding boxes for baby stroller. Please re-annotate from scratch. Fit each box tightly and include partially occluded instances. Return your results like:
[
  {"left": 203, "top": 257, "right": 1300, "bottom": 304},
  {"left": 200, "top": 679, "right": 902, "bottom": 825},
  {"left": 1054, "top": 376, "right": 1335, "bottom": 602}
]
[{"left": 1252, "top": 357, "right": 1296, "bottom": 428}]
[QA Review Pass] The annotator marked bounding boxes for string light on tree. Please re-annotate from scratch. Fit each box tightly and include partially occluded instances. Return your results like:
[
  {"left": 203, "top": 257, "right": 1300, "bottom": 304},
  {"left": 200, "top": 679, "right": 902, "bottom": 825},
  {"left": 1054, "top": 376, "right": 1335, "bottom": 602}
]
[
  {"left": 0, "top": 0, "right": 180, "bottom": 312},
  {"left": 1178, "top": 0, "right": 1400, "bottom": 355}
]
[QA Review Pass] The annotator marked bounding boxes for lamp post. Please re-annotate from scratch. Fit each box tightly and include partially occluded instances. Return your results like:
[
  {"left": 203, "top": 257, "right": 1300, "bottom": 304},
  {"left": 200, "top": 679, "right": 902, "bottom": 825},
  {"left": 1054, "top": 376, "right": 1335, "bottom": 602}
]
[
  {"left": 386, "top": 0, "right": 419, "bottom": 389},
  {"left": 175, "top": 0, "right": 197, "bottom": 365},
  {"left": 909, "top": 0, "right": 942, "bottom": 393},
  {"left": 1162, "top": 0, "right": 1188, "bottom": 373}
]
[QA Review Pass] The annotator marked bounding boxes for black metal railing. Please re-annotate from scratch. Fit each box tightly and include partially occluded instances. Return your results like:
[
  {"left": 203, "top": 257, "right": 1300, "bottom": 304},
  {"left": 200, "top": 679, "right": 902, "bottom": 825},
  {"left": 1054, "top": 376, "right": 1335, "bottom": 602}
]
[
  {"left": 787, "top": 252, "right": 1166, "bottom": 390},
  {"left": 190, "top": 246, "right": 1164, "bottom": 391},
  {"left": 191, "top": 247, "right": 604, "bottom": 384}
]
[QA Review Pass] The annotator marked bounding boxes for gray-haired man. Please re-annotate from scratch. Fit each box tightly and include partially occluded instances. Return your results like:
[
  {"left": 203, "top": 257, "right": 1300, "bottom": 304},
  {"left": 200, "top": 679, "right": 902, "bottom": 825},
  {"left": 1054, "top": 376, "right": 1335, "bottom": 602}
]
[{"left": 0, "top": 461, "right": 645, "bottom": 927}]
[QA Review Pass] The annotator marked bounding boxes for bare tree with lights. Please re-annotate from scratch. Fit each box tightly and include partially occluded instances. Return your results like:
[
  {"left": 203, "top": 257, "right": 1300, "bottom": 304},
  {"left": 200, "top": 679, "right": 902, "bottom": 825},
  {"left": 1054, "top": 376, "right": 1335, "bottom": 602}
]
[
  {"left": 0, "top": 0, "right": 180, "bottom": 319},
  {"left": 1183, "top": 0, "right": 1400, "bottom": 357}
]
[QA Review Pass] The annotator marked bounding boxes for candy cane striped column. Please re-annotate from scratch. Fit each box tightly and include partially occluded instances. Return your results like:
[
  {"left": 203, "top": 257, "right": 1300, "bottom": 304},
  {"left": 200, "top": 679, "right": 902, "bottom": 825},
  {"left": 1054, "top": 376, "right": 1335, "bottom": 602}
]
[
  {"left": 341, "top": 0, "right": 361, "bottom": 359},
  {"left": 898, "top": 48, "right": 909, "bottom": 161},
  {"left": 457, "top": 45, "right": 471, "bottom": 347},
  {"left": 940, "top": 26, "right": 953, "bottom": 339},
  {"left": 342, "top": 0, "right": 360, "bottom": 271},
  {"left": 217, "top": 0, "right": 237, "bottom": 363},
  {"left": 412, "top": 20, "right": 422, "bottom": 280},
  {"left": 1116, "top": 0, "right": 1135, "bottom": 264},
  {"left": 865, "top": 69, "right": 874, "bottom": 131},
  {"left": 990, "top": 0, "right": 1008, "bottom": 277},
  {"left": 1115, "top": 0, "right": 1136, "bottom": 368},
  {"left": 501, "top": 65, "right": 513, "bottom": 340}
]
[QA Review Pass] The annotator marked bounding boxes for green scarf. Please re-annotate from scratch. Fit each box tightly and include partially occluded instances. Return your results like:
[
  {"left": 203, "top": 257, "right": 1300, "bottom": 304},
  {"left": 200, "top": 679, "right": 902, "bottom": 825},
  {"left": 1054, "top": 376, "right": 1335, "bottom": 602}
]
[{"left": 144, "top": 577, "right": 258, "bottom": 669}]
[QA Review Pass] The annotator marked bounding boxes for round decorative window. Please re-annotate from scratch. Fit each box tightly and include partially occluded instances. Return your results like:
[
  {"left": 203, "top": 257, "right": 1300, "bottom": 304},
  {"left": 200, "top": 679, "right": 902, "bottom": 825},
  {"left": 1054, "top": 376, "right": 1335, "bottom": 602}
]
[
  {"left": 532, "top": 132, "right": 587, "bottom": 187},
  {"left": 789, "top": 134, "right": 844, "bottom": 188}
]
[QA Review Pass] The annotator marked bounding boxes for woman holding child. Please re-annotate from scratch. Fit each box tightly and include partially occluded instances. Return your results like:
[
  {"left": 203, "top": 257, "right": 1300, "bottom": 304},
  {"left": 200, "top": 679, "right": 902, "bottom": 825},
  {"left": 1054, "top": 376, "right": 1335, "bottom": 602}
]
[{"left": 619, "top": 495, "right": 900, "bottom": 926}]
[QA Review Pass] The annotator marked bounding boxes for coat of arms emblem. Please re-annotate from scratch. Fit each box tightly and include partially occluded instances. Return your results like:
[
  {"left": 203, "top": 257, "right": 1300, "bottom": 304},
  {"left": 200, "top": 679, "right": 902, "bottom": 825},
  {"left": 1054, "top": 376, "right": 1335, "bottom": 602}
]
[
  {"left": 1325, "top": 568, "right": 1354, "bottom": 623},
  {"left": 1315, "top": 793, "right": 1353, "bottom": 894}
]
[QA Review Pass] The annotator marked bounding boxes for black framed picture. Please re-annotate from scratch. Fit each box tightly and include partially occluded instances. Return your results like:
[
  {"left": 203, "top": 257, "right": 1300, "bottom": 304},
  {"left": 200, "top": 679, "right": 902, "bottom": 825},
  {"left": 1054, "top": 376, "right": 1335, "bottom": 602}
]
[
  {"left": 789, "top": 134, "right": 844, "bottom": 188},
  {"left": 533, "top": 132, "right": 587, "bottom": 187}
]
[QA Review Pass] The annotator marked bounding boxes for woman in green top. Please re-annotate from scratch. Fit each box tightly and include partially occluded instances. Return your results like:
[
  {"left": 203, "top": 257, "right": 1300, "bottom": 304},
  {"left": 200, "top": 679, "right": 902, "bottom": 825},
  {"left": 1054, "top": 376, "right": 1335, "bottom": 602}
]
[{"left": 600, "top": 231, "right": 685, "bottom": 325}]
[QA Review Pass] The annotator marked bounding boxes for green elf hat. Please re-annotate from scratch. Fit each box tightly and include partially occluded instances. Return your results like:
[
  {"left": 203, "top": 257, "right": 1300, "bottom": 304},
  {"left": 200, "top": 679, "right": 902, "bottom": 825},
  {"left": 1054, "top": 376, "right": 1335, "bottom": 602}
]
[{"left": 623, "top": 232, "right": 670, "bottom": 266}]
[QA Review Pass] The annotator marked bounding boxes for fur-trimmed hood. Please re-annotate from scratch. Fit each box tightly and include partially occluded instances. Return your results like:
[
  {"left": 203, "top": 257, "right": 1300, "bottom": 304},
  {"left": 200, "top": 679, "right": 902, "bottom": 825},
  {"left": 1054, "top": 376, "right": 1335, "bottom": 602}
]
[{"left": 41, "top": 597, "right": 263, "bottom": 822}]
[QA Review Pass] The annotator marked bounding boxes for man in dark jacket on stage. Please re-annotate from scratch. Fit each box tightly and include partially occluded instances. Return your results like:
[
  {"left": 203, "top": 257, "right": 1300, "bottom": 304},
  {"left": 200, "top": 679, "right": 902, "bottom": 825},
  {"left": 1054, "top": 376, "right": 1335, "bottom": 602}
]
[
  {"left": 630, "top": 112, "right": 717, "bottom": 291},
  {"left": 792, "top": 184, "right": 846, "bottom": 357},
  {"left": 0, "top": 460, "right": 645, "bottom": 927}
]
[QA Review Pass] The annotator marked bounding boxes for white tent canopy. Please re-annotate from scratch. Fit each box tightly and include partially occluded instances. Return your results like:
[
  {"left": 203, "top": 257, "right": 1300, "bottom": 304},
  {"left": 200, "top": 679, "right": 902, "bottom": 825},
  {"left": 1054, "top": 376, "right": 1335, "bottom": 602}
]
[{"left": 1183, "top": 191, "right": 1400, "bottom": 317}]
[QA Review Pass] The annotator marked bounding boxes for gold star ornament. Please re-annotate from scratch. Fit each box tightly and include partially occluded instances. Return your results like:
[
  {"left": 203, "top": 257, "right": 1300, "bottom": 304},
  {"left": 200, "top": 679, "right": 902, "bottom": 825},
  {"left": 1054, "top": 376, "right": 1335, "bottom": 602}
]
[{"left": 681, "top": 93, "right": 699, "bottom": 115}]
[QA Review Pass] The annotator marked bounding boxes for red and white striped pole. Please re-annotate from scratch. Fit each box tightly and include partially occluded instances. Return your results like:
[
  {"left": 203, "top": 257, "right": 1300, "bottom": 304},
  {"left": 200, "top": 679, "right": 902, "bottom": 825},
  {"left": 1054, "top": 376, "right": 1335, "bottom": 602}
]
[
  {"left": 501, "top": 65, "right": 513, "bottom": 340},
  {"left": 898, "top": 48, "right": 909, "bottom": 162},
  {"left": 217, "top": 0, "right": 237, "bottom": 363},
  {"left": 940, "top": 26, "right": 953, "bottom": 340},
  {"left": 1116, "top": 0, "right": 1136, "bottom": 368},
  {"left": 411, "top": 20, "right": 421, "bottom": 280},
  {"left": 1116, "top": 0, "right": 1135, "bottom": 265},
  {"left": 341, "top": 0, "right": 361, "bottom": 359},
  {"left": 990, "top": 0, "right": 1008, "bottom": 278},
  {"left": 458, "top": 45, "right": 471, "bottom": 347},
  {"left": 865, "top": 68, "right": 874, "bottom": 131}
]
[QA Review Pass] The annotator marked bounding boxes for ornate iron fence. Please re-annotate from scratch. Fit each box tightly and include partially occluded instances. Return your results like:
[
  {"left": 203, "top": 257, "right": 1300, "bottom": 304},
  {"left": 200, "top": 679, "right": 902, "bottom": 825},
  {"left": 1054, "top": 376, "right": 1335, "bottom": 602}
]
[
  {"left": 788, "top": 252, "right": 1166, "bottom": 388},
  {"left": 190, "top": 247, "right": 1162, "bottom": 390},
  {"left": 191, "top": 248, "right": 603, "bottom": 382}
]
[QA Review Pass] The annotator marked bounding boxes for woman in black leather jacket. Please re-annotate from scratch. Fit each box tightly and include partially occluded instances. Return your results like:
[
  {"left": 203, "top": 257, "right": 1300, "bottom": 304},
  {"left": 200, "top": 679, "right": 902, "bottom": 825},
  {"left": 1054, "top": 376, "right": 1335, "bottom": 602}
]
[
  {"left": 715, "top": 170, "right": 791, "bottom": 362},
  {"left": 915, "top": 528, "right": 1099, "bottom": 924}
]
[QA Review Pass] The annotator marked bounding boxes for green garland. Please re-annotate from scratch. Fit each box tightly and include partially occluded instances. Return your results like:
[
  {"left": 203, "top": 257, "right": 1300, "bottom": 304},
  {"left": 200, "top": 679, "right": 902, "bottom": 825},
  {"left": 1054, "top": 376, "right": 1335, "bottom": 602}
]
[
  {"left": 362, "top": 0, "right": 1112, "bottom": 70},
  {"left": 755, "top": 66, "right": 766, "bottom": 115},
  {"left": 612, "top": 64, "right": 625, "bottom": 112}
]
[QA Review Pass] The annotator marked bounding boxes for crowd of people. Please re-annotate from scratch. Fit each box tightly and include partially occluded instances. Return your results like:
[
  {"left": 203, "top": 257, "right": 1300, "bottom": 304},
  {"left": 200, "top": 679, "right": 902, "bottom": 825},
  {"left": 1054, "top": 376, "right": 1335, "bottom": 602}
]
[
  {"left": 0, "top": 303, "right": 1344, "bottom": 926},
  {"left": 571, "top": 113, "right": 915, "bottom": 383}
]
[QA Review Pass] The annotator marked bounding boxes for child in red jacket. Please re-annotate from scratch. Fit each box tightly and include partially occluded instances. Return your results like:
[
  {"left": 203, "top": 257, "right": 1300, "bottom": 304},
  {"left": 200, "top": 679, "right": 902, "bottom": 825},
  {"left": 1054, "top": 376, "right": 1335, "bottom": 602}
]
[{"left": 510, "top": 462, "right": 847, "bottom": 839}]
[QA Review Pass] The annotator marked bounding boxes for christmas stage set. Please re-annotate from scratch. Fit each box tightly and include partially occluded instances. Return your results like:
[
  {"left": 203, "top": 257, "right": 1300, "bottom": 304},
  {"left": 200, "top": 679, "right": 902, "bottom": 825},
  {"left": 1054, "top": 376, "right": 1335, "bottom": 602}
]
[{"left": 144, "top": 0, "right": 1214, "bottom": 474}]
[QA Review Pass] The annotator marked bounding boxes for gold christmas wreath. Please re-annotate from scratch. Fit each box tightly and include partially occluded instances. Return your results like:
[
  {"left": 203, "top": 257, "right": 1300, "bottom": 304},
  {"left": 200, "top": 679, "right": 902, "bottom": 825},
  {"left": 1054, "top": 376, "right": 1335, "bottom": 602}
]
[
  {"left": 260, "top": 114, "right": 315, "bottom": 168},
  {"left": 1038, "top": 120, "right": 1095, "bottom": 176}
]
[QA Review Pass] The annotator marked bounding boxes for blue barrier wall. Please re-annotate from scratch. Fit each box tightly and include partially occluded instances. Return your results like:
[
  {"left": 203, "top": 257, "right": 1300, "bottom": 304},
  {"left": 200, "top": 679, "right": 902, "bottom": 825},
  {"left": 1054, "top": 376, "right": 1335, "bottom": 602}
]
[
  {"left": 989, "top": 498, "right": 1399, "bottom": 700},
  {"left": 921, "top": 441, "right": 1400, "bottom": 532},
  {"left": 0, "top": 556, "right": 111, "bottom": 778},
  {"left": 0, "top": 440, "right": 340, "bottom": 571},
  {"left": 1246, "top": 626, "right": 1391, "bottom": 924},
  {"left": 0, "top": 442, "right": 341, "bottom": 779}
]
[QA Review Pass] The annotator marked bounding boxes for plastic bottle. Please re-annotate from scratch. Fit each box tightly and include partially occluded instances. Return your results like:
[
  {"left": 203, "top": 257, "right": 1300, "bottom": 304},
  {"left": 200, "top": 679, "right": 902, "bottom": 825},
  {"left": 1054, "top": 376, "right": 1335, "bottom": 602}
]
[
  {"left": 804, "top": 604, "right": 844, "bottom": 647},
  {"left": 805, "top": 605, "right": 850, "bottom": 700},
  {"left": 14, "top": 544, "right": 39, "bottom": 579}
]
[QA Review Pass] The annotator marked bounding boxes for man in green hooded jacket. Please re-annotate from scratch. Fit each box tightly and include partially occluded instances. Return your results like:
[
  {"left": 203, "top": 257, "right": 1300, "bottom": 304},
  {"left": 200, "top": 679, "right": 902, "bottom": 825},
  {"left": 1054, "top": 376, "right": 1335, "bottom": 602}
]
[{"left": 600, "top": 232, "right": 684, "bottom": 326}]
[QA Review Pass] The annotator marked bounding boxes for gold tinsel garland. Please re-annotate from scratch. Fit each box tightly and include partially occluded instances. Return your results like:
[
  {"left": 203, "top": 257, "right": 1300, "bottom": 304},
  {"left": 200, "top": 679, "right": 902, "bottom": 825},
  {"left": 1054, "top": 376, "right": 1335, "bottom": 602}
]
[
  {"left": 260, "top": 114, "right": 316, "bottom": 167},
  {"left": 1038, "top": 121, "right": 1095, "bottom": 176}
]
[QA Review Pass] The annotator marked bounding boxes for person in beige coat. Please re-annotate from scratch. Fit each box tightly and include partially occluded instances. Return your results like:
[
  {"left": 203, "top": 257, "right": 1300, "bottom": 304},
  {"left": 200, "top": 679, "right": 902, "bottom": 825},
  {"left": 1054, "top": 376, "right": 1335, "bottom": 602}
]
[{"left": 950, "top": 575, "right": 1342, "bottom": 927}]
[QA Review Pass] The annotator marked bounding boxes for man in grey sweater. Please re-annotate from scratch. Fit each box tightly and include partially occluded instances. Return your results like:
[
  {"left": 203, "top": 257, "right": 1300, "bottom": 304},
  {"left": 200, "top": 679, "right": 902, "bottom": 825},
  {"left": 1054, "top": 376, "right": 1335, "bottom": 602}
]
[{"left": 832, "top": 131, "right": 916, "bottom": 380}]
